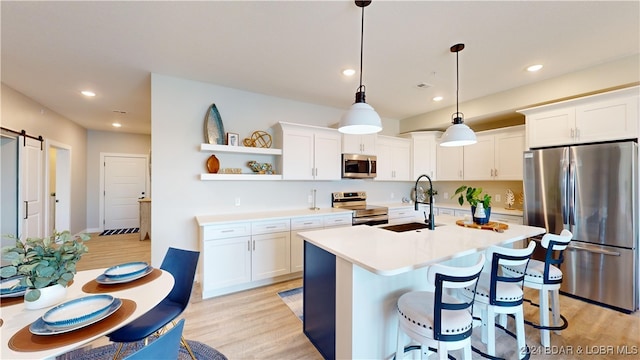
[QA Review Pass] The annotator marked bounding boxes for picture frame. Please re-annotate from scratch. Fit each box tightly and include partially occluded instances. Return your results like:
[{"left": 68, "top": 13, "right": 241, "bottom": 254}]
[{"left": 227, "top": 132, "right": 239, "bottom": 146}]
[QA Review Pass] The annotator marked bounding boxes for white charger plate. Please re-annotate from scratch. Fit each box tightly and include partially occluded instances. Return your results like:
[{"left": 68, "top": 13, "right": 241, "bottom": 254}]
[
  {"left": 104, "top": 261, "right": 149, "bottom": 279},
  {"left": 95, "top": 265, "right": 153, "bottom": 284},
  {"left": 42, "top": 294, "right": 114, "bottom": 327},
  {"left": 0, "top": 276, "right": 28, "bottom": 298},
  {"left": 30, "top": 298, "right": 122, "bottom": 335}
]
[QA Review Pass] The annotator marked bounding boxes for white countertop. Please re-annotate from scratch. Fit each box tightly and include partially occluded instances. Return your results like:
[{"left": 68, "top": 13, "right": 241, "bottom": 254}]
[
  {"left": 195, "top": 207, "right": 352, "bottom": 226},
  {"left": 298, "top": 214, "right": 544, "bottom": 276}
]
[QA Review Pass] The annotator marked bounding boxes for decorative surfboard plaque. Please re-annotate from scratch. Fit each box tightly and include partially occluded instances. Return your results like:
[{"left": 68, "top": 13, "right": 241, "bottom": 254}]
[{"left": 204, "top": 103, "right": 225, "bottom": 145}]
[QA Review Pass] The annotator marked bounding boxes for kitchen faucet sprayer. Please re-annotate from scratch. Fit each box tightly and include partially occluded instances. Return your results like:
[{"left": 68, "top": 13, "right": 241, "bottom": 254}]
[{"left": 414, "top": 174, "right": 435, "bottom": 230}]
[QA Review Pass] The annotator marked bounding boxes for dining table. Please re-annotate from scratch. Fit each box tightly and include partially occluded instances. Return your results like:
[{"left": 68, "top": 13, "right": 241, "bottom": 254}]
[{"left": 0, "top": 266, "right": 174, "bottom": 360}]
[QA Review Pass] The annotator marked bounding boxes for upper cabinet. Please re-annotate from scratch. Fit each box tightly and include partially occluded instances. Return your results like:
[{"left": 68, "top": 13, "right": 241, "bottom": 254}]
[
  {"left": 463, "top": 126, "right": 524, "bottom": 181},
  {"left": 276, "top": 122, "right": 341, "bottom": 180},
  {"left": 375, "top": 136, "right": 411, "bottom": 181},
  {"left": 342, "top": 134, "right": 376, "bottom": 155},
  {"left": 436, "top": 145, "right": 464, "bottom": 181},
  {"left": 521, "top": 86, "right": 639, "bottom": 149},
  {"left": 401, "top": 131, "right": 441, "bottom": 180}
]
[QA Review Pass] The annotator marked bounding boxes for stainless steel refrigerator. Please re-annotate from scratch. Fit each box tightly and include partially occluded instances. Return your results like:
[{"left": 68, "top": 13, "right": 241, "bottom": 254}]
[{"left": 523, "top": 141, "right": 638, "bottom": 312}]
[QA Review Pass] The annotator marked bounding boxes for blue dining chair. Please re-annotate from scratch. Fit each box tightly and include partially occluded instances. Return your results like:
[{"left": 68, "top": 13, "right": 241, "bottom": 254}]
[
  {"left": 109, "top": 247, "right": 200, "bottom": 360},
  {"left": 123, "top": 319, "right": 185, "bottom": 360}
]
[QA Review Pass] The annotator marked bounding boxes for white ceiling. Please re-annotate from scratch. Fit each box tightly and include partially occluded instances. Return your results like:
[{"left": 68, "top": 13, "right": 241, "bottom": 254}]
[{"left": 2, "top": 1, "right": 639, "bottom": 135}]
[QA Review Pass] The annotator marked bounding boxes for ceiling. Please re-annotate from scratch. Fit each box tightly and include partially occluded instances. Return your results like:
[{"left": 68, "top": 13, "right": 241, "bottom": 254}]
[{"left": 2, "top": 1, "right": 639, "bottom": 135}]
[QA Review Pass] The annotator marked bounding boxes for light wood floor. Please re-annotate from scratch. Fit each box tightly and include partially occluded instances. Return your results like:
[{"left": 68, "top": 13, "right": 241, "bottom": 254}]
[{"left": 79, "top": 233, "right": 639, "bottom": 359}]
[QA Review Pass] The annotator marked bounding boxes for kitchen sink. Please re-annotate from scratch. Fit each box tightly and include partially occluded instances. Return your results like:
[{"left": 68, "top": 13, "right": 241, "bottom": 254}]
[{"left": 381, "top": 222, "right": 444, "bottom": 233}]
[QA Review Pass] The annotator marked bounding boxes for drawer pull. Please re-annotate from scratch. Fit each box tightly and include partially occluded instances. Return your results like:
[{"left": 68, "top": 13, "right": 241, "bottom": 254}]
[{"left": 221, "top": 229, "right": 234, "bottom": 233}]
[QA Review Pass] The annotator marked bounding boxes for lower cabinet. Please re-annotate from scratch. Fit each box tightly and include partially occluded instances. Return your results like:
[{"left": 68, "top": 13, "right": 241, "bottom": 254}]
[
  {"left": 200, "top": 212, "right": 351, "bottom": 298},
  {"left": 251, "top": 231, "right": 291, "bottom": 281},
  {"left": 203, "top": 235, "right": 252, "bottom": 290},
  {"left": 290, "top": 213, "right": 352, "bottom": 273}
]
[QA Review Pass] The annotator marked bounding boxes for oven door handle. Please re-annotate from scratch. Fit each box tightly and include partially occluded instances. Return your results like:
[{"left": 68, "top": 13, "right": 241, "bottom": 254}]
[{"left": 353, "top": 216, "right": 389, "bottom": 225}]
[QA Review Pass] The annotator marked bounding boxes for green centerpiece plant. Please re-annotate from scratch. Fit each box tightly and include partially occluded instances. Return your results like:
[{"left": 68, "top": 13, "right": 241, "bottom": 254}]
[
  {"left": 454, "top": 185, "right": 492, "bottom": 224},
  {"left": 1, "top": 230, "right": 90, "bottom": 302}
]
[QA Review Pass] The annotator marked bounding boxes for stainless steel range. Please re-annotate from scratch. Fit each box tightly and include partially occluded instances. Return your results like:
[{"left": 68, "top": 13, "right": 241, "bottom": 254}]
[{"left": 331, "top": 191, "right": 388, "bottom": 226}]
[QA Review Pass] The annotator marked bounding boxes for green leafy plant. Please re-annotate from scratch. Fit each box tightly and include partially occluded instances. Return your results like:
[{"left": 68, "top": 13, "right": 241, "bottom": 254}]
[
  {"left": 1, "top": 231, "right": 90, "bottom": 301},
  {"left": 454, "top": 185, "right": 492, "bottom": 209}
]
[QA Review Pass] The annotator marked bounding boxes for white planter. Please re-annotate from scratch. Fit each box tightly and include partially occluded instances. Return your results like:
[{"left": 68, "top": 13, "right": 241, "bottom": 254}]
[{"left": 24, "top": 284, "right": 67, "bottom": 310}]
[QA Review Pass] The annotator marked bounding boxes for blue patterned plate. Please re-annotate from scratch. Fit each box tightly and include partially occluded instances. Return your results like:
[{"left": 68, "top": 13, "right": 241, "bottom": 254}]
[
  {"left": 0, "top": 276, "right": 28, "bottom": 298},
  {"left": 42, "top": 294, "right": 114, "bottom": 327},
  {"left": 30, "top": 298, "right": 122, "bottom": 335},
  {"left": 104, "top": 261, "right": 149, "bottom": 279},
  {"left": 96, "top": 265, "right": 153, "bottom": 284}
]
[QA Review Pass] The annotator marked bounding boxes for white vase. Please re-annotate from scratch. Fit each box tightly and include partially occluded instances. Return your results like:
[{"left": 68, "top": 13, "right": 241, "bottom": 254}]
[{"left": 24, "top": 284, "right": 67, "bottom": 310}]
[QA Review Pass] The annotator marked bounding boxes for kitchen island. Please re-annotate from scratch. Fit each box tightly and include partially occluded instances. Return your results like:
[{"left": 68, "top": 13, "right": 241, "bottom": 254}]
[{"left": 298, "top": 215, "right": 545, "bottom": 360}]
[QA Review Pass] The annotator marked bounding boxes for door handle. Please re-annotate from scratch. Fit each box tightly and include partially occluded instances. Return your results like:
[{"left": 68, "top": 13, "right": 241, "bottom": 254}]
[
  {"left": 24, "top": 201, "right": 29, "bottom": 219},
  {"left": 567, "top": 244, "right": 620, "bottom": 256}
]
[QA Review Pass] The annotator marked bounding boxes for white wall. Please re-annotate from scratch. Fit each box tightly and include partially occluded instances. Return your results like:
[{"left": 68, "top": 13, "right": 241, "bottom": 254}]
[
  {"left": 150, "top": 74, "right": 407, "bottom": 265},
  {"left": 1, "top": 84, "right": 88, "bottom": 235}
]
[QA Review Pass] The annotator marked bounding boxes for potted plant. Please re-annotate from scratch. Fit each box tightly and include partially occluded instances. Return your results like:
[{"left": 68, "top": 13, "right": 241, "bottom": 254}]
[
  {"left": 454, "top": 185, "right": 492, "bottom": 224},
  {"left": 1, "top": 230, "right": 89, "bottom": 309}
]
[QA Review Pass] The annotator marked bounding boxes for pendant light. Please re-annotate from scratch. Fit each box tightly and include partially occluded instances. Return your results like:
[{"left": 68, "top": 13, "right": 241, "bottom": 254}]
[
  {"left": 338, "top": 0, "right": 382, "bottom": 135},
  {"left": 440, "top": 43, "right": 477, "bottom": 147}
]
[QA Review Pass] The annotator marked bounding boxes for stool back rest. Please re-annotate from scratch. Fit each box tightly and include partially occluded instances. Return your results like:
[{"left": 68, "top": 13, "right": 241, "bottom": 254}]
[
  {"left": 487, "top": 242, "right": 536, "bottom": 306},
  {"left": 428, "top": 254, "right": 485, "bottom": 341},
  {"left": 541, "top": 230, "right": 573, "bottom": 284}
]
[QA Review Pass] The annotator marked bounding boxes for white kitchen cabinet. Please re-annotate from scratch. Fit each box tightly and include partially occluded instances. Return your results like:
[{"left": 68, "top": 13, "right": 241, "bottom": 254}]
[
  {"left": 291, "top": 213, "right": 352, "bottom": 272},
  {"left": 402, "top": 131, "right": 441, "bottom": 180},
  {"left": 521, "top": 86, "right": 639, "bottom": 148},
  {"left": 491, "top": 213, "right": 523, "bottom": 225},
  {"left": 342, "top": 134, "right": 376, "bottom": 155},
  {"left": 201, "top": 222, "right": 252, "bottom": 292},
  {"left": 388, "top": 206, "right": 416, "bottom": 224},
  {"left": 463, "top": 126, "right": 524, "bottom": 181},
  {"left": 290, "top": 216, "right": 324, "bottom": 272},
  {"left": 436, "top": 145, "right": 464, "bottom": 181},
  {"left": 251, "top": 231, "right": 291, "bottom": 281},
  {"left": 201, "top": 218, "right": 291, "bottom": 296},
  {"left": 375, "top": 136, "right": 411, "bottom": 181},
  {"left": 277, "top": 122, "right": 341, "bottom": 180}
]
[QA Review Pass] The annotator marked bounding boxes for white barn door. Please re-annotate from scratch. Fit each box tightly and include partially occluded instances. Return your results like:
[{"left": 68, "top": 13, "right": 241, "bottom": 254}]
[
  {"left": 103, "top": 155, "right": 148, "bottom": 230},
  {"left": 18, "top": 136, "right": 44, "bottom": 240}
]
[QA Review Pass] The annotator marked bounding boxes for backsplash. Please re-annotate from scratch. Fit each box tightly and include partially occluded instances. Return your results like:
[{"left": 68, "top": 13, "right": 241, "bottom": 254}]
[{"left": 429, "top": 181, "right": 524, "bottom": 210}]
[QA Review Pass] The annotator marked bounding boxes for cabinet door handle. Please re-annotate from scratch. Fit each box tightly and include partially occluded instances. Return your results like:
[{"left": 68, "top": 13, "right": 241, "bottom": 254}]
[
  {"left": 247, "top": 240, "right": 251, "bottom": 251},
  {"left": 253, "top": 240, "right": 256, "bottom": 251},
  {"left": 570, "top": 128, "right": 575, "bottom": 139},
  {"left": 576, "top": 128, "right": 580, "bottom": 140},
  {"left": 490, "top": 169, "right": 494, "bottom": 177},
  {"left": 221, "top": 229, "right": 234, "bottom": 233},
  {"left": 459, "top": 170, "right": 463, "bottom": 178},
  {"left": 494, "top": 168, "right": 498, "bottom": 177}
]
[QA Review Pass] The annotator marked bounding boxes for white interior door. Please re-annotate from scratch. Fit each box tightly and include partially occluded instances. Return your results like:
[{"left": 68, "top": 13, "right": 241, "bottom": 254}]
[
  {"left": 19, "top": 136, "right": 44, "bottom": 240},
  {"left": 1, "top": 135, "right": 19, "bottom": 246},
  {"left": 104, "top": 156, "right": 147, "bottom": 230}
]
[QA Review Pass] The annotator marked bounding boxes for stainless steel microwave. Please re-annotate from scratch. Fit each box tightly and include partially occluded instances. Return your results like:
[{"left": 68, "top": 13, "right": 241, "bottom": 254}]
[{"left": 342, "top": 154, "right": 377, "bottom": 179}]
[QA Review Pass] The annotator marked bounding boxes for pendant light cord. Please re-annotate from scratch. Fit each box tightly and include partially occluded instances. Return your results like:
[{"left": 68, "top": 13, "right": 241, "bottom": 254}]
[
  {"left": 456, "top": 48, "right": 459, "bottom": 116},
  {"left": 359, "top": 4, "right": 365, "bottom": 91}
]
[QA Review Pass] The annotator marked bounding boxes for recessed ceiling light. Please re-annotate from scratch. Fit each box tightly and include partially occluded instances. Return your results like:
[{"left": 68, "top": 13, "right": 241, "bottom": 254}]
[
  {"left": 342, "top": 68, "right": 356, "bottom": 77},
  {"left": 527, "top": 64, "right": 543, "bottom": 72},
  {"left": 81, "top": 90, "right": 96, "bottom": 97},
  {"left": 112, "top": 122, "right": 122, "bottom": 128},
  {"left": 433, "top": 96, "right": 444, "bottom": 102}
]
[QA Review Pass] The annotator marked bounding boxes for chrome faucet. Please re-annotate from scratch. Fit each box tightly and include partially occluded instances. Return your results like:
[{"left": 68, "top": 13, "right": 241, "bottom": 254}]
[{"left": 414, "top": 174, "right": 435, "bottom": 230}]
